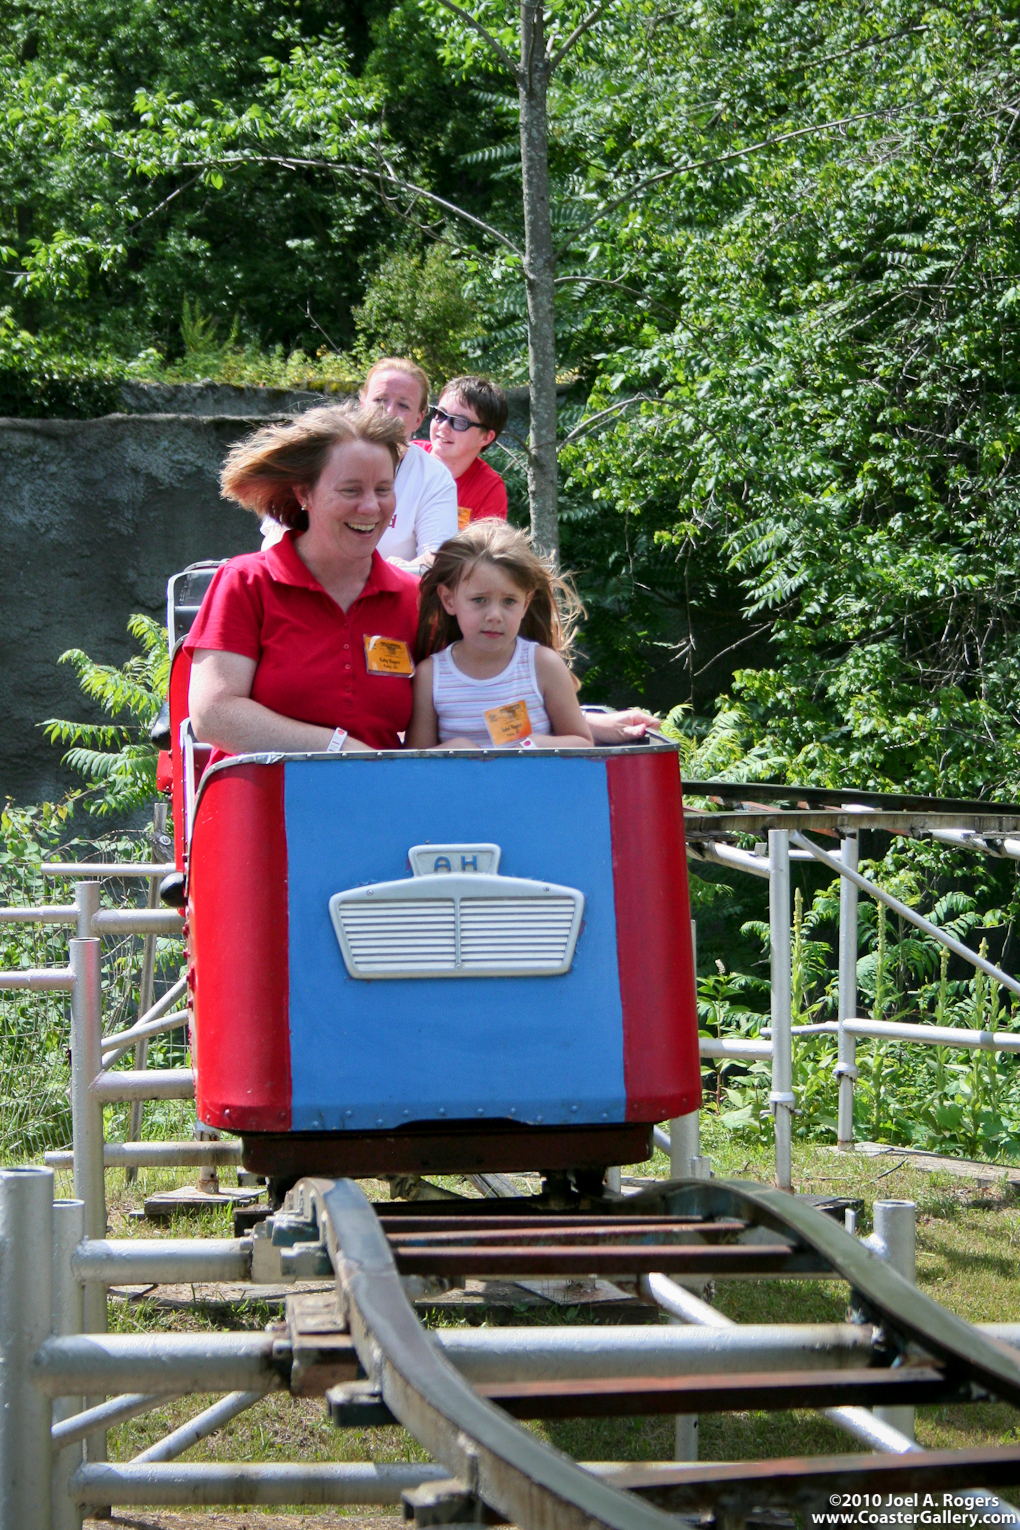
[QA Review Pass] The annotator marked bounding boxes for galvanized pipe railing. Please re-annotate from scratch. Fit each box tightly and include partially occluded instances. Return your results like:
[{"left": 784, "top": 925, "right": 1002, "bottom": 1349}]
[
  {"left": 790, "top": 831, "right": 1020, "bottom": 999},
  {"left": 72, "top": 1238, "right": 252, "bottom": 1287},
  {"left": 45, "top": 1140, "right": 241, "bottom": 1172},
  {"left": 676, "top": 809, "right": 1020, "bottom": 1178},
  {"left": 52, "top": 1393, "right": 177, "bottom": 1451},
  {"left": 0, "top": 1169, "right": 54, "bottom": 1530}
]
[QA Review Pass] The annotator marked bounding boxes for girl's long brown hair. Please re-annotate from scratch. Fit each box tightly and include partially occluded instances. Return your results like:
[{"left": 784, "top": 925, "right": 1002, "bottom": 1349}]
[{"left": 416, "top": 521, "right": 585, "bottom": 669}]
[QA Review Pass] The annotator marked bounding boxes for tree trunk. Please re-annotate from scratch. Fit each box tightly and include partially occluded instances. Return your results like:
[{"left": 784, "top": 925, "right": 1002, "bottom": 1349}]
[{"left": 517, "top": 1, "right": 559, "bottom": 561}]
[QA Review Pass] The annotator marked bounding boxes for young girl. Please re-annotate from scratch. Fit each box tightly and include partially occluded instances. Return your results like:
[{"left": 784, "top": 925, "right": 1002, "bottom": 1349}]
[{"left": 407, "top": 522, "right": 595, "bottom": 750}]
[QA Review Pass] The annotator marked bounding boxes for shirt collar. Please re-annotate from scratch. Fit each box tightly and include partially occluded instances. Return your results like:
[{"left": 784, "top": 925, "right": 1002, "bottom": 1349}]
[{"left": 264, "top": 529, "right": 412, "bottom": 600}]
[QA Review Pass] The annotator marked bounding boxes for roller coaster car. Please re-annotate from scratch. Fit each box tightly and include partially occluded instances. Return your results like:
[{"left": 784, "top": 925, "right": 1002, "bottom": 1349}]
[{"left": 157, "top": 563, "right": 702, "bottom": 1182}]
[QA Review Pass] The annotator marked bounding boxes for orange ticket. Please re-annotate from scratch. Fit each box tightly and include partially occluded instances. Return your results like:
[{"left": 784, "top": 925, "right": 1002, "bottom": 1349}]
[
  {"left": 484, "top": 699, "right": 532, "bottom": 746},
  {"left": 364, "top": 635, "right": 415, "bottom": 676}
]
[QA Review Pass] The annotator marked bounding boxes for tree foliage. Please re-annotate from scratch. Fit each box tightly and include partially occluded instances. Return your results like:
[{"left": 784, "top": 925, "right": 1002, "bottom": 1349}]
[{"left": 562, "top": 0, "right": 1020, "bottom": 791}]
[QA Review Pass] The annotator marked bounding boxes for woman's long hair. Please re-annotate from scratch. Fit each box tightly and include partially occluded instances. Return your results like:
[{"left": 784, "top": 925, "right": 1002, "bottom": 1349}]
[
  {"left": 416, "top": 521, "right": 585, "bottom": 669},
  {"left": 219, "top": 403, "right": 406, "bottom": 531}
]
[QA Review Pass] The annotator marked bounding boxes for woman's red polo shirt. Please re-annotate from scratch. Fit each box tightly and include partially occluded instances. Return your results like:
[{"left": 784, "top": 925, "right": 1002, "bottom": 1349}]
[{"left": 184, "top": 532, "right": 419, "bottom": 750}]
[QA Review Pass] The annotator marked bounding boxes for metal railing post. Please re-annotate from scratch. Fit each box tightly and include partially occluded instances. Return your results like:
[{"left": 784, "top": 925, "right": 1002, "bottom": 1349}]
[
  {"left": 0, "top": 1167, "right": 54, "bottom": 1530},
  {"left": 52, "top": 1200, "right": 85, "bottom": 1530},
  {"left": 74, "top": 881, "right": 100, "bottom": 943},
  {"left": 769, "top": 831, "right": 793, "bottom": 1190},
  {"left": 127, "top": 804, "right": 167, "bottom": 1177},
  {"left": 69, "top": 930, "right": 109, "bottom": 1473},
  {"left": 870, "top": 1199, "right": 917, "bottom": 1441},
  {"left": 670, "top": 920, "right": 701, "bottom": 1180},
  {"left": 837, "top": 833, "right": 859, "bottom": 1150}
]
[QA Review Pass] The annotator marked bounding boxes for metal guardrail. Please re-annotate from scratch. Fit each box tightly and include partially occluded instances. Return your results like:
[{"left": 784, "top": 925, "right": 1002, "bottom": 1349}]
[{"left": 679, "top": 782, "right": 1020, "bottom": 1188}]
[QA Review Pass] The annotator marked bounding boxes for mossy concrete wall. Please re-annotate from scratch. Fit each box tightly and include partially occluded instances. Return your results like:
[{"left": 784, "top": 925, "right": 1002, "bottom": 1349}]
[{"left": 0, "top": 411, "right": 264, "bottom": 805}]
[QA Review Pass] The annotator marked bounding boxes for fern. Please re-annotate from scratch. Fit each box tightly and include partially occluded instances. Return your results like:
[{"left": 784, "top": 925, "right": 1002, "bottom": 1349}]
[{"left": 42, "top": 614, "right": 169, "bottom": 815}]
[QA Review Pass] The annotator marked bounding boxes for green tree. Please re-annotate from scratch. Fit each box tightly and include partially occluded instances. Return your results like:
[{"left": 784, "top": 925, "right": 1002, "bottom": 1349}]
[
  {"left": 43, "top": 614, "right": 169, "bottom": 815},
  {"left": 353, "top": 243, "right": 480, "bottom": 379}
]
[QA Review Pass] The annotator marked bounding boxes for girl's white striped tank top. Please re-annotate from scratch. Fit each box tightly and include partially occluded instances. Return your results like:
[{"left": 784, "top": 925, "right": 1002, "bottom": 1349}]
[{"left": 432, "top": 637, "right": 551, "bottom": 746}]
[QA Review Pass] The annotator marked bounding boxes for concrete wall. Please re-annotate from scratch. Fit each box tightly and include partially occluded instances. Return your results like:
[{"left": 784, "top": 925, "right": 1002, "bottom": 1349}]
[{"left": 0, "top": 411, "right": 264, "bottom": 804}]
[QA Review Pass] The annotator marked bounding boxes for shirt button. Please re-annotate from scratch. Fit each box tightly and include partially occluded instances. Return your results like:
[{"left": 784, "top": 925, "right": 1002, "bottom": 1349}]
[{"left": 343, "top": 643, "right": 350, "bottom": 650}]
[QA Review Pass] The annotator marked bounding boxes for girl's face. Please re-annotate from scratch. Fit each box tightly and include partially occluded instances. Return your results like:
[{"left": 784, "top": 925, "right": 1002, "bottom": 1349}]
[{"left": 439, "top": 561, "right": 532, "bottom": 648}]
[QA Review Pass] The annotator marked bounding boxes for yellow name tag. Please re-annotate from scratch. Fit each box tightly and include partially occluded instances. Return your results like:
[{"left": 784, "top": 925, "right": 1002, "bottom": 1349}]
[
  {"left": 484, "top": 699, "right": 532, "bottom": 746},
  {"left": 458, "top": 505, "right": 471, "bottom": 530},
  {"left": 364, "top": 636, "right": 415, "bottom": 676}
]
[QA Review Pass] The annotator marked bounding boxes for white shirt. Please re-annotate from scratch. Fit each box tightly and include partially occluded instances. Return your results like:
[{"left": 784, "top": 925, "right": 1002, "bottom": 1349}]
[
  {"left": 433, "top": 638, "right": 551, "bottom": 746},
  {"left": 260, "top": 441, "right": 457, "bottom": 569}
]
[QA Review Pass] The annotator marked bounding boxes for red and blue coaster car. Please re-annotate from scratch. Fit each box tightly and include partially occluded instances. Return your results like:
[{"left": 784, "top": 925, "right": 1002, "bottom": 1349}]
[{"left": 186, "top": 744, "right": 701, "bottom": 1179}]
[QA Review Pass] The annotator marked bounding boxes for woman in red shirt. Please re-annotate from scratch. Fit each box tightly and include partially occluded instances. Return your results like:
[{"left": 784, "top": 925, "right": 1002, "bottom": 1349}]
[{"left": 187, "top": 405, "right": 419, "bottom": 756}]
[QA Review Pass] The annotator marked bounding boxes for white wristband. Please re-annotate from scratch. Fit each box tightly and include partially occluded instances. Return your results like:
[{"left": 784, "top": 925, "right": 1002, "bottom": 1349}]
[{"left": 326, "top": 728, "right": 348, "bottom": 754}]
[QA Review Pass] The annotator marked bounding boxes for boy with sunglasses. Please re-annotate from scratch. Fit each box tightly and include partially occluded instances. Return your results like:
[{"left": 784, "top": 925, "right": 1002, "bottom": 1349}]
[{"left": 424, "top": 375, "right": 509, "bottom": 529}]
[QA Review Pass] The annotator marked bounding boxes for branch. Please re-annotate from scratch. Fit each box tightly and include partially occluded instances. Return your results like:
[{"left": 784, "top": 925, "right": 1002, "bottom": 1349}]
[
  {"left": 166, "top": 152, "right": 524, "bottom": 256},
  {"left": 125, "top": 172, "right": 204, "bottom": 230},
  {"left": 555, "top": 106, "right": 902, "bottom": 257},
  {"left": 432, "top": 0, "right": 520, "bottom": 78},
  {"left": 692, "top": 624, "right": 773, "bottom": 679},
  {"left": 549, "top": 1, "right": 611, "bottom": 74},
  {"left": 560, "top": 393, "right": 664, "bottom": 444},
  {"left": 554, "top": 272, "right": 681, "bottom": 318}
]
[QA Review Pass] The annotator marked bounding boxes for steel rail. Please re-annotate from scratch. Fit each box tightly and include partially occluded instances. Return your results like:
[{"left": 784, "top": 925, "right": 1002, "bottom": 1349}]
[
  {"left": 312, "top": 1176, "right": 685, "bottom": 1530},
  {"left": 680, "top": 780, "right": 1020, "bottom": 818},
  {"left": 471, "top": 1367, "right": 965, "bottom": 1418},
  {"left": 687, "top": 809, "right": 1020, "bottom": 835},
  {"left": 389, "top": 1243, "right": 828, "bottom": 1277},
  {"left": 611, "top": 1448, "right": 1020, "bottom": 1516},
  {"left": 387, "top": 1218, "right": 747, "bottom": 1244},
  {"left": 630, "top": 1180, "right": 1020, "bottom": 1409}
]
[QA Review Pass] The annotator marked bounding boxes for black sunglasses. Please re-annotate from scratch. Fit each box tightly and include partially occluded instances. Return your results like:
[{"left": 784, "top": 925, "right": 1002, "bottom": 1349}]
[{"left": 431, "top": 405, "right": 488, "bottom": 433}]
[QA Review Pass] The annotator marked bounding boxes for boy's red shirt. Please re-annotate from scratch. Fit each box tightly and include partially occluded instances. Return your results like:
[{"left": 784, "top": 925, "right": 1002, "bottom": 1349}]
[{"left": 418, "top": 442, "right": 508, "bottom": 528}]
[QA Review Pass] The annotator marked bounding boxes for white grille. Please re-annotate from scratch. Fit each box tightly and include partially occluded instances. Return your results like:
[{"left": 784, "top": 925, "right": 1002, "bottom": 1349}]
[
  {"left": 329, "top": 868, "right": 584, "bottom": 980},
  {"left": 336, "top": 900, "right": 456, "bottom": 975},
  {"left": 459, "top": 897, "right": 579, "bottom": 971}
]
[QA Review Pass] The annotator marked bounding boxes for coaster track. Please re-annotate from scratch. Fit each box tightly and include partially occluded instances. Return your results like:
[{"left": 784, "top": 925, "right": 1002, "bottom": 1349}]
[{"left": 252, "top": 1175, "right": 1020, "bottom": 1527}]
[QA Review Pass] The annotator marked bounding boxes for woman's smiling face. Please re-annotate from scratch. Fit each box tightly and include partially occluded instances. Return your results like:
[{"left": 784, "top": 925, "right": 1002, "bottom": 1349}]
[{"left": 300, "top": 439, "right": 396, "bottom": 558}]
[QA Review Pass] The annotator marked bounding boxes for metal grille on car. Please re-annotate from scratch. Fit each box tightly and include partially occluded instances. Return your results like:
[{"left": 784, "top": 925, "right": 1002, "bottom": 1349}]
[
  {"left": 334, "top": 900, "right": 457, "bottom": 976},
  {"left": 329, "top": 866, "right": 584, "bottom": 981},
  {"left": 458, "top": 897, "right": 579, "bottom": 971}
]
